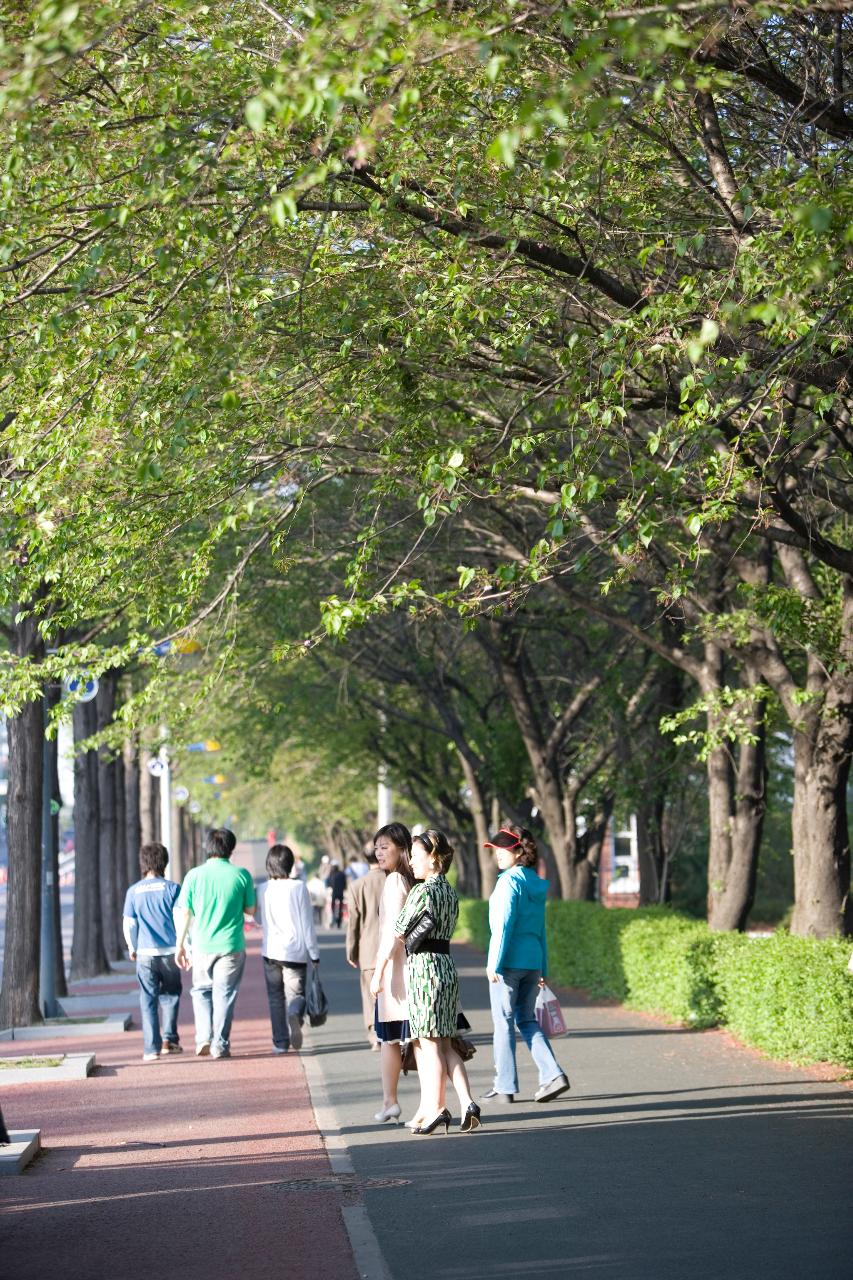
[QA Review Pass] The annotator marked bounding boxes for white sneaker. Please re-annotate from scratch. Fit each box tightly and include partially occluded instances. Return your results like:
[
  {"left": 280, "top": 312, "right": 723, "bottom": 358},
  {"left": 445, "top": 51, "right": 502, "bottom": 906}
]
[
  {"left": 142, "top": 1052, "right": 160, "bottom": 1063},
  {"left": 288, "top": 1015, "right": 303, "bottom": 1050},
  {"left": 196, "top": 1042, "right": 211, "bottom": 1057},
  {"left": 160, "top": 1042, "right": 183, "bottom": 1055},
  {"left": 272, "top": 1045, "right": 288, "bottom": 1055}
]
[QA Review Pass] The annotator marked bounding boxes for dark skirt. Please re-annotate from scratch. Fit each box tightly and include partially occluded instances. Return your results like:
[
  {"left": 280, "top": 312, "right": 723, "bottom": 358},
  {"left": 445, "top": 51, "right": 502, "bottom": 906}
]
[{"left": 374, "top": 1000, "right": 411, "bottom": 1044}]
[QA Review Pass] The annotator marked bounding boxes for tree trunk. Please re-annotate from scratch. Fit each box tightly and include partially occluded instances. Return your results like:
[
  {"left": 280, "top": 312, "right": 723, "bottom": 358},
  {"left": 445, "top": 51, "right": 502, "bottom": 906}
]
[
  {"left": 169, "top": 798, "right": 184, "bottom": 884},
  {"left": 189, "top": 820, "right": 202, "bottom": 870},
  {"left": 580, "top": 795, "right": 612, "bottom": 899},
  {"left": 46, "top": 686, "right": 67, "bottom": 997},
  {"left": 536, "top": 774, "right": 574, "bottom": 897},
  {"left": 71, "top": 698, "right": 108, "bottom": 979},
  {"left": 0, "top": 685, "right": 44, "bottom": 1028},
  {"left": 698, "top": 644, "right": 766, "bottom": 931},
  {"left": 96, "top": 674, "right": 121, "bottom": 963},
  {"left": 713, "top": 689, "right": 767, "bottom": 930},
  {"left": 113, "top": 754, "right": 127, "bottom": 940},
  {"left": 788, "top": 581, "right": 853, "bottom": 936},
  {"left": 635, "top": 644, "right": 683, "bottom": 905},
  {"left": 636, "top": 801, "right": 662, "bottom": 905},
  {"left": 139, "top": 749, "right": 157, "bottom": 843},
  {"left": 124, "top": 739, "right": 141, "bottom": 887},
  {"left": 790, "top": 705, "right": 853, "bottom": 937},
  {"left": 457, "top": 751, "right": 494, "bottom": 897}
]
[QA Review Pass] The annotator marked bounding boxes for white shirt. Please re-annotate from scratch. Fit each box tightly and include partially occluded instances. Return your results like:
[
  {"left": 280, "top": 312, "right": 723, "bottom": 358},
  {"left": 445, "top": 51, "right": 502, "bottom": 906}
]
[{"left": 256, "top": 878, "right": 320, "bottom": 963}]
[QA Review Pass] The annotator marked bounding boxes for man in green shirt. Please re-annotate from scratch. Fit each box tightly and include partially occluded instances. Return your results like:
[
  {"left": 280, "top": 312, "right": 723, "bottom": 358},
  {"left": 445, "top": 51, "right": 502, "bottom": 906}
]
[{"left": 175, "top": 829, "right": 256, "bottom": 1058}]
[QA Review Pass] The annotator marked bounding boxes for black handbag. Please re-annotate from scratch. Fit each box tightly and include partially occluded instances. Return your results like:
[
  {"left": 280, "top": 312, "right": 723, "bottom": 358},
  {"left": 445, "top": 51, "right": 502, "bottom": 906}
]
[
  {"left": 305, "top": 961, "right": 328, "bottom": 1027},
  {"left": 403, "top": 908, "right": 436, "bottom": 957}
]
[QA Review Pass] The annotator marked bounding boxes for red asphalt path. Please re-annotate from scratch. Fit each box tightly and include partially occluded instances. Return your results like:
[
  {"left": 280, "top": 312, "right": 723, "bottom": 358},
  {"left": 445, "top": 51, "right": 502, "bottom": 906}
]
[{"left": 0, "top": 935, "right": 359, "bottom": 1280}]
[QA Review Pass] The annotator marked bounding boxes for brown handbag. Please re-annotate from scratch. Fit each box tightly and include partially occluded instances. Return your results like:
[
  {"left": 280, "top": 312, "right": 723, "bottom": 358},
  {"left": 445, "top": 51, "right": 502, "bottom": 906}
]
[
  {"left": 400, "top": 1036, "right": 475, "bottom": 1073},
  {"left": 451, "top": 1035, "right": 476, "bottom": 1062}
]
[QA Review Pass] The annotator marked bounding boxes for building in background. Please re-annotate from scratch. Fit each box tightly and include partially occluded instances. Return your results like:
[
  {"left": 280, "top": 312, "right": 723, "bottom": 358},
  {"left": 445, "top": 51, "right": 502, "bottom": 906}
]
[{"left": 597, "top": 815, "right": 641, "bottom": 909}]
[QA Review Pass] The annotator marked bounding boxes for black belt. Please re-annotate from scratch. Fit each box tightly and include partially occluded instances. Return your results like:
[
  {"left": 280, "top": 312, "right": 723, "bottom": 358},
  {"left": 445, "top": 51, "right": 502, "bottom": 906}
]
[{"left": 418, "top": 939, "right": 450, "bottom": 955}]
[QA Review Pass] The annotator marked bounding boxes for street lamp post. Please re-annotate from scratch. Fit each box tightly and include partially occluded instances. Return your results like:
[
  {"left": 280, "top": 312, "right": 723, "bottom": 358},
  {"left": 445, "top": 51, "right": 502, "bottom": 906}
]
[
  {"left": 158, "top": 742, "right": 171, "bottom": 868},
  {"left": 377, "top": 706, "right": 392, "bottom": 826},
  {"left": 377, "top": 762, "right": 393, "bottom": 827}
]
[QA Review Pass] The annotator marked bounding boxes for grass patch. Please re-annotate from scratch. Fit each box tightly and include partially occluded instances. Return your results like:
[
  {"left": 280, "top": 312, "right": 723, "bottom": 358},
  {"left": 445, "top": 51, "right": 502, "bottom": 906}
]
[
  {"left": 44, "top": 1015, "right": 109, "bottom": 1025},
  {"left": 0, "top": 1055, "right": 64, "bottom": 1070}
]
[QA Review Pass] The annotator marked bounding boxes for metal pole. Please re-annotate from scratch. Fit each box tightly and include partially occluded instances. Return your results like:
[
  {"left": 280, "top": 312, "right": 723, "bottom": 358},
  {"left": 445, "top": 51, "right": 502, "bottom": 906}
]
[
  {"left": 377, "top": 705, "right": 392, "bottom": 826},
  {"left": 39, "top": 692, "right": 59, "bottom": 1018},
  {"left": 377, "top": 761, "right": 393, "bottom": 827},
  {"left": 159, "top": 740, "right": 171, "bottom": 872}
]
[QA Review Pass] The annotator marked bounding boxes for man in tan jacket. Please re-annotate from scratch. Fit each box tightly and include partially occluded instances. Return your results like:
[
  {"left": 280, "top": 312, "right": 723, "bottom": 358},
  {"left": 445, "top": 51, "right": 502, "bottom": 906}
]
[{"left": 346, "top": 849, "right": 384, "bottom": 1050}]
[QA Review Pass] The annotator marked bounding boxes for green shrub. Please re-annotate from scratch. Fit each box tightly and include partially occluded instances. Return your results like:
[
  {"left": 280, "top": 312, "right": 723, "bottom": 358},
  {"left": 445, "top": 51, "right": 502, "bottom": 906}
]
[
  {"left": 546, "top": 901, "right": 629, "bottom": 998},
  {"left": 456, "top": 895, "right": 853, "bottom": 1067},
  {"left": 620, "top": 916, "right": 721, "bottom": 1027},
  {"left": 714, "top": 931, "right": 853, "bottom": 1067},
  {"left": 545, "top": 900, "right": 679, "bottom": 1000}
]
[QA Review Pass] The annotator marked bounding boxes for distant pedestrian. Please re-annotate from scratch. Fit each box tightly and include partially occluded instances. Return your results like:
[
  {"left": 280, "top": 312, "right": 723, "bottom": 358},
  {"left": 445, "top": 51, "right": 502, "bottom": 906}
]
[
  {"left": 346, "top": 847, "right": 385, "bottom": 1050},
  {"left": 481, "top": 826, "right": 569, "bottom": 1105},
  {"left": 307, "top": 872, "right": 327, "bottom": 924},
  {"left": 174, "top": 828, "right": 256, "bottom": 1059},
  {"left": 346, "top": 852, "right": 369, "bottom": 881},
  {"left": 394, "top": 829, "right": 480, "bottom": 1134},
  {"left": 327, "top": 862, "right": 347, "bottom": 928},
  {"left": 369, "top": 823, "right": 416, "bottom": 1123},
  {"left": 122, "top": 842, "right": 183, "bottom": 1063},
  {"left": 256, "top": 844, "right": 320, "bottom": 1054}
]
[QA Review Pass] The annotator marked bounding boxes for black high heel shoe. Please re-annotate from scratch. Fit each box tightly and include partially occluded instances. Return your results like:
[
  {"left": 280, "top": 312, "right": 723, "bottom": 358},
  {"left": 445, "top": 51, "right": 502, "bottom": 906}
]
[
  {"left": 412, "top": 1108, "right": 451, "bottom": 1135},
  {"left": 460, "top": 1103, "right": 481, "bottom": 1133}
]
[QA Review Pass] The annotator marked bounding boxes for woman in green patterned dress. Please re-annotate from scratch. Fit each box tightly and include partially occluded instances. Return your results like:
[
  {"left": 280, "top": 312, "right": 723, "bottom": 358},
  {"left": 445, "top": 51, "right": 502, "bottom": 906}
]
[{"left": 395, "top": 829, "right": 481, "bottom": 1135}]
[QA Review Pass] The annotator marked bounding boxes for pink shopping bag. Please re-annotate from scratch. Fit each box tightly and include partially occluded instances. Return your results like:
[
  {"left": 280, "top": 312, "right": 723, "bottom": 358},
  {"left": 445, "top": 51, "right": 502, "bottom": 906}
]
[{"left": 535, "top": 984, "right": 568, "bottom": 1037}]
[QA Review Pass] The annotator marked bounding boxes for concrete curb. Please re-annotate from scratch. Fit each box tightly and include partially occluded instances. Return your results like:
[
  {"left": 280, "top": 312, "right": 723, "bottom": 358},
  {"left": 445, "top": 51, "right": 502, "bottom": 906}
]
[
  {"left": 0, "top": 1052, "right": 96, "bottom": 1084},
  {"left": 0, "top": 1014, "right": 132, "bottom": 1040},
  {"left": 57, "top": 994, "right": 137, "bottom": 1014},
  {"left": 0, "top": 1130, "right": 40, "bottom": 1176},
  {"left": 301, "top": 1046, "right": 394, "bottom": 1280},
  {"left": 68, "top": 965, "right": 135, "bottom": 984}
]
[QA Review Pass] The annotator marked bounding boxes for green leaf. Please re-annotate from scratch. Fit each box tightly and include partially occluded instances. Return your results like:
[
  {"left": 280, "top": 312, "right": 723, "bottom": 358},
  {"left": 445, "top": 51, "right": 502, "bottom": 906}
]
[{"left": 245, "top": 97, "right": 267, "bottom": 133}]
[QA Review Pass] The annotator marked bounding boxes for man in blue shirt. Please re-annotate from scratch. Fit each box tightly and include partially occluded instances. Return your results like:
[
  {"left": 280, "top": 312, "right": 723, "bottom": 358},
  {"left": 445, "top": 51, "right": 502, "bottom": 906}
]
[{"left": 123, "top": 842, "right": 183, "bottom": 1062}]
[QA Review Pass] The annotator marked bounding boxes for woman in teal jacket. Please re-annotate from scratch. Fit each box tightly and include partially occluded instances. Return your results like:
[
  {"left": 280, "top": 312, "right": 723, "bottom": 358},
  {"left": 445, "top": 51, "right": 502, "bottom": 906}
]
[{"left": 481, "top": 827, "right": 570, "bottom": 1105}]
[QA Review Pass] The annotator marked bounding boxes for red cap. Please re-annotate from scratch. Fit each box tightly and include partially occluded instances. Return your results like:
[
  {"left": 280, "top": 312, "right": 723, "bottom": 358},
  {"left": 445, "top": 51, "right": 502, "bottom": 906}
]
[{"left": 484, "top": 829, "right": 522, "bottom": 850}]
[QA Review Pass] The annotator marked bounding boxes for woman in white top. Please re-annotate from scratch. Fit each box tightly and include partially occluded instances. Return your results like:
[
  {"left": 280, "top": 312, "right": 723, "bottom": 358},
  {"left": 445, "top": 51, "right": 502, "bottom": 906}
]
[
  {"left": 256, "top": 844, "right": 320, "bottom": 1054},
  {"left": 369, "top": 823, "right": 416, "bottom": 1122}
]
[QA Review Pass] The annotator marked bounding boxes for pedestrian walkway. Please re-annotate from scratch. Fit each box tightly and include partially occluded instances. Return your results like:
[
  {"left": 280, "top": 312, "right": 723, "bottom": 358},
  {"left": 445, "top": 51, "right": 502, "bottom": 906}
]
[
  {"left": 0, "top": 934, "right": 358, "bottom": 1280},
  {"left": 2, "top": 929, "right": 851, "bottom": 1280},
  {"left": 307, "top": 934, "right": 853, "bottom": 1280}
]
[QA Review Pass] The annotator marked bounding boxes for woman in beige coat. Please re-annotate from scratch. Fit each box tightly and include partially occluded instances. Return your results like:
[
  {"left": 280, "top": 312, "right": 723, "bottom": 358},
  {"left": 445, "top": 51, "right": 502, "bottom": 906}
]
[{"left": 369, "top": 822, "right": 415, "bottom": 1122}]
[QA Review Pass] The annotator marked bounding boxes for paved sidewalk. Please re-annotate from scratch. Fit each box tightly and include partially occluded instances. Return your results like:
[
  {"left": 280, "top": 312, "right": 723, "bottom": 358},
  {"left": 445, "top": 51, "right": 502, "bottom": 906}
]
[
  {"left": 0, "top": 934, "right": 358, "bottom": 1280},
  {"left": 307, "top": 933, "right": 853, "bottom": 1280},
  {"left": 3, "top": 928, "right": 851, "bottom": 1280}
]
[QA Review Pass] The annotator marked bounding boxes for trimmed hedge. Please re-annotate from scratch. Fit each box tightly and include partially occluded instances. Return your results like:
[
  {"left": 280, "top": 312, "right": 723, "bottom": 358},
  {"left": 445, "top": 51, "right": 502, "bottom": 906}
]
[
  {"left": 713, "top": 931, "right": 853, "bottom": 1067},
  {"left": 455, "top": 897, "right": 853, "bottom": 1068}
]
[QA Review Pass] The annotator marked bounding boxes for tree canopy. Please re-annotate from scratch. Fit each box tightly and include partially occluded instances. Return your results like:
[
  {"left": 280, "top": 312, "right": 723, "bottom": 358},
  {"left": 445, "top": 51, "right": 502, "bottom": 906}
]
[{"left": 0, "top": 1, "right": 850, "bottom": 994}]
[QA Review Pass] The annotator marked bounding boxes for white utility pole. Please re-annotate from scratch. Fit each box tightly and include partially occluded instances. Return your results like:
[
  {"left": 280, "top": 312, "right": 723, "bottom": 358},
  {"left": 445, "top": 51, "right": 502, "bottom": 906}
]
[{"left": 377, "top": 761, "right": 393, "bottom": 826}]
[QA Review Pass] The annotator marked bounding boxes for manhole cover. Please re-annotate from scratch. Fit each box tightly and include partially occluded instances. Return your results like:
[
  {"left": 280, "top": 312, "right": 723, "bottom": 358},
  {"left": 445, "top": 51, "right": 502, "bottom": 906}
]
[{"left": 267, "top": 1174, "right": 410, "bottom": 1199}]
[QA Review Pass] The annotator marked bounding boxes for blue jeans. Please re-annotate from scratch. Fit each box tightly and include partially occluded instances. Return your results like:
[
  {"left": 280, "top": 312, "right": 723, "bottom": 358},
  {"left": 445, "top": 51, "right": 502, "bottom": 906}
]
[
  {"left": 136, "top": 955, "right": 182, "bottom": 1056},
  {"left": 190, "top": 950, "right": 246, "bottom": 1053},
  {"left": 262, "top": 959, "right": 307, "bottom": 1049},
  {"left": 489, "top": 968, "right": 562, "bottom": 1095}
]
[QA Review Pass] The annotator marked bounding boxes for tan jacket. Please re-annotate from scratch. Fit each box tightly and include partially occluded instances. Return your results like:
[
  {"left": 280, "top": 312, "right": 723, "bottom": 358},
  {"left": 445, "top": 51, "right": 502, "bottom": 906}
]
[
  {"left": 346, "top": 868, "right": 384, "bottom": 969},
  {"left": 375, "top": 870, "right": 409, "bottom": 1023}
]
